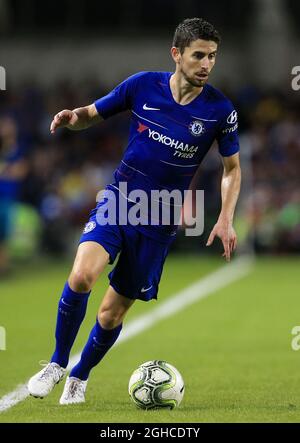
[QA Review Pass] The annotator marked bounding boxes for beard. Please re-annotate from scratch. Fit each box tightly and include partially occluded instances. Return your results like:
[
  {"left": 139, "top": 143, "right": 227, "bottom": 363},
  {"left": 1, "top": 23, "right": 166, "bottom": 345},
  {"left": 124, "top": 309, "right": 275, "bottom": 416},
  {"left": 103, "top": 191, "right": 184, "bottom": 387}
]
[{"left": 181, "top": 67, "right": 208, "bottom": 88}]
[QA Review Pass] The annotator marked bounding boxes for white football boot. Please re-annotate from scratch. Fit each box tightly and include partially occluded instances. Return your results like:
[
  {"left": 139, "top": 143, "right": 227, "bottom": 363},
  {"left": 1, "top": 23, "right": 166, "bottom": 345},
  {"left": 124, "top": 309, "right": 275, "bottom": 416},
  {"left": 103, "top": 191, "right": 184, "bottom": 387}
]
[
  {"left": 59, "top": 376, "right": 88, "bottom": 405},
  {"left": 28, "top": 362, "right": 66, "bottom": 398}
]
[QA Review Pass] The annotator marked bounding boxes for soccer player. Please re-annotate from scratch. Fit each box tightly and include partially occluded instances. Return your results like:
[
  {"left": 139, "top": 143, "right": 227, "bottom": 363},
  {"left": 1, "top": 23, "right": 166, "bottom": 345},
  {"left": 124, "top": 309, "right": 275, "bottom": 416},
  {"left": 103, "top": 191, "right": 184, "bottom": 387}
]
[{"left": 28, "top": 18, "right": 241, "bottom": 404}]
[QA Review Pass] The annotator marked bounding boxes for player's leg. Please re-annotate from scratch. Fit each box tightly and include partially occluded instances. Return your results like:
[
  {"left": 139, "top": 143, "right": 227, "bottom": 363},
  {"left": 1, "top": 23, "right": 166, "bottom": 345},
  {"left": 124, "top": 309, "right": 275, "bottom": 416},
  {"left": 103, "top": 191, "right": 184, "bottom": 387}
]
[
  {"left": 28, "top": 241, "right": 110, "bottom": 398},
  {"left": 60, "top": 285, "right": 134, "bottom": 404},
  {"left": 58, "top": 227, "right": 174, "bottom": 405},
  {"left": 51, "top": 241, "right": 110, "bottom": 367}
]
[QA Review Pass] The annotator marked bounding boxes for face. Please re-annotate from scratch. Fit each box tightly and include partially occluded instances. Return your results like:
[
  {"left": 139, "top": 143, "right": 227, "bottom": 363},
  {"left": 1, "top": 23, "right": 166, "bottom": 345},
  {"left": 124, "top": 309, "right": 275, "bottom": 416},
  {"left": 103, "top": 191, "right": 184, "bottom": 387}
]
[{"left": 171, "top": 39, "right": 218, "bottom": 87}]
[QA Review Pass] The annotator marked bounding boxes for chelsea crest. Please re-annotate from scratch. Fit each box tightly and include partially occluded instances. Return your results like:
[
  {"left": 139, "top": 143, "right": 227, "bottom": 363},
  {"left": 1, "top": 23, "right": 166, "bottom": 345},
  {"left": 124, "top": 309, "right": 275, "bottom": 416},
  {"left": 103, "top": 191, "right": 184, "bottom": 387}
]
[{"left": 189, "top": 120, "right": 205, "bottom": 137}]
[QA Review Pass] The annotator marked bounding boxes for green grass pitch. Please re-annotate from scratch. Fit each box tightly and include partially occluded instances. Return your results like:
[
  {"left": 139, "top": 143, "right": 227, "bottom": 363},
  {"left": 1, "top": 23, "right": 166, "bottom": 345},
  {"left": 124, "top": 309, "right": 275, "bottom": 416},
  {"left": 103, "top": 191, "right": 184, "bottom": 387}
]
[{"left": 0, "top": 254, "right": 300, "bottom": 423}]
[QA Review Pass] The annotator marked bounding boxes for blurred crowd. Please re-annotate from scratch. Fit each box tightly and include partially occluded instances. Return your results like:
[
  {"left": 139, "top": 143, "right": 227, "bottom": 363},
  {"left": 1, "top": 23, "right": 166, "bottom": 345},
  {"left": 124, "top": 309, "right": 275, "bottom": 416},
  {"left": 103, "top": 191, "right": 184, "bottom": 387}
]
[{"left": 0, "top": 78, "right": 299, "bottom": 271}]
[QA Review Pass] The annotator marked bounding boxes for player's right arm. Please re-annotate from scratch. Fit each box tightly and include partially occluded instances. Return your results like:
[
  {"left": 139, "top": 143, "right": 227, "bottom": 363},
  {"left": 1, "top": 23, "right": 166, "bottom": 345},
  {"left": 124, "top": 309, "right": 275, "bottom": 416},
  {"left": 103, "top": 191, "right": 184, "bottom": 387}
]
[
  {"left": 50, "top": 104, "right": 103, "bottom": 134},
  {"left": 50, "top": 72, "right": 146, "bottom": 134}
]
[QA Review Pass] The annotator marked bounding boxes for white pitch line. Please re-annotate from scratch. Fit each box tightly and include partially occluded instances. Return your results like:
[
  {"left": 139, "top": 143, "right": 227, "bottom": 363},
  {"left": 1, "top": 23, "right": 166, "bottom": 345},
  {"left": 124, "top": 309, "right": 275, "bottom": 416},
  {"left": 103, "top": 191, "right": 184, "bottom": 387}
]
[
  {"left": 0, "top": 255, "right": 253, "bottom": 413},
  {"left": 0, "top": 385, "right": 30, "bottom": 414}
]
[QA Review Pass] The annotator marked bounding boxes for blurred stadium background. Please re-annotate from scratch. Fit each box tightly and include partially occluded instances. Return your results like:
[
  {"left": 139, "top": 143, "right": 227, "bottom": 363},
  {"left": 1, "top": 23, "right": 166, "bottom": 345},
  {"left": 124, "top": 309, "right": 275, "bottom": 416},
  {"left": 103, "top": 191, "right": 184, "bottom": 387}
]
[{"left": 0, "top": 0, "right": 300, "bottom": 423}]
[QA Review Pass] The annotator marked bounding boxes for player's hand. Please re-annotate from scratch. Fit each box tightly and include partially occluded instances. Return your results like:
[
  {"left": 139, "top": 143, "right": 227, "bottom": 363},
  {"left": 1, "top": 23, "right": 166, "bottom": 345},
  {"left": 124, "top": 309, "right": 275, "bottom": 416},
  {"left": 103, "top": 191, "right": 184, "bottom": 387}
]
[
  {"left": 206, "top": 219, "right": 237, "bottom": 262},
  {"left": 50, "top": 110, "right": 77, "bottom": 134}
]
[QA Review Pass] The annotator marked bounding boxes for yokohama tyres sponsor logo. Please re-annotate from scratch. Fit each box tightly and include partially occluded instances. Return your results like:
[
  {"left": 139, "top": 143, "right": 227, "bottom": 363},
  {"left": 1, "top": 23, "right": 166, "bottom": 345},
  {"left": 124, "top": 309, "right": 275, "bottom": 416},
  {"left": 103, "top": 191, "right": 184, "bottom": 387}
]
[{"left": 148, "top": 129, "right": 198, "bottom": 153}]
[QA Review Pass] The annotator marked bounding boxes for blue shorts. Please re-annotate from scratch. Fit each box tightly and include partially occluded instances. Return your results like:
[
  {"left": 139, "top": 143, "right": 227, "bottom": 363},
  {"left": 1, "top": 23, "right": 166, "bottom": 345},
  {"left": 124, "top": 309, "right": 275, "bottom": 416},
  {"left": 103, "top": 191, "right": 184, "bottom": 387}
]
[{"left": 78, "top": 202, "right": 175, "bottom": 302}]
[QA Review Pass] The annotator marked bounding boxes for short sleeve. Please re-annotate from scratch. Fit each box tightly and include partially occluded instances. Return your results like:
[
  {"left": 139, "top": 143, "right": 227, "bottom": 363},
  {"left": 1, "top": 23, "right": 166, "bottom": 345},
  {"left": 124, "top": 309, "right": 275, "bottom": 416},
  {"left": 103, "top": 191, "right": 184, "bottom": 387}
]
[
  {"left": 216, "top": 101, "right": 240, "bottom": 157},
  {"left": 94, "top": 72, "right": 146, "bottom": 119}
]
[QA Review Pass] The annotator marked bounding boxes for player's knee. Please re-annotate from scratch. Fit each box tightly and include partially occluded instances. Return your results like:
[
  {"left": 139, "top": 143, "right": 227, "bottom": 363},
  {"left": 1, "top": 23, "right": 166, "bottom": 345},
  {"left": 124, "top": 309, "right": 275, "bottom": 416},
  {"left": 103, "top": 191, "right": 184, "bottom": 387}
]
[
  {"left": 69, "top": 269, "right": 95, "bottom": 293},
  {"left": 98, "top": 309, "right": 123, "bottom": 330}
]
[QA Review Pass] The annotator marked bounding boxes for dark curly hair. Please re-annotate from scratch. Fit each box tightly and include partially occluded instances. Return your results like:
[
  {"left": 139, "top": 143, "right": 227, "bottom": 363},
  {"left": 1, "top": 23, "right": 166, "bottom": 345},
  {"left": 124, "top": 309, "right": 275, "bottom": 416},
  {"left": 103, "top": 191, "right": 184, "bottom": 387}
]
[{"left": 173, "top": 18, "right": 221, "bottom": 53}]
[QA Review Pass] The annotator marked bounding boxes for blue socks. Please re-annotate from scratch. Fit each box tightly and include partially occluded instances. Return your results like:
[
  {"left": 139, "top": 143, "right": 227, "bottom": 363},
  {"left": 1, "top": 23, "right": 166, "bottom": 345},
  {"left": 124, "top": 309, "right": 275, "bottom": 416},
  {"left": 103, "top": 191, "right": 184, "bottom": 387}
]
[
  {"left": 51, "top": 282, "right": 90, "bottom": 368},
  {"left": 70, "top": 320, "right": 122, "bottom": 380},
  {"left": 51, "top": 282, "right": 122, "bottom": 379}
]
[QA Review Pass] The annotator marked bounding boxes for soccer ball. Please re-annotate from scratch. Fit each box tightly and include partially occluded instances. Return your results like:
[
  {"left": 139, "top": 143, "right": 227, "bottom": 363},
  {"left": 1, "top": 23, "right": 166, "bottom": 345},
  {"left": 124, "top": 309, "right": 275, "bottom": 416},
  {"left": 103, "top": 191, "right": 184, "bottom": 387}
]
[{"left": 128, "top": 360, "right": 185, "bottom": 410}]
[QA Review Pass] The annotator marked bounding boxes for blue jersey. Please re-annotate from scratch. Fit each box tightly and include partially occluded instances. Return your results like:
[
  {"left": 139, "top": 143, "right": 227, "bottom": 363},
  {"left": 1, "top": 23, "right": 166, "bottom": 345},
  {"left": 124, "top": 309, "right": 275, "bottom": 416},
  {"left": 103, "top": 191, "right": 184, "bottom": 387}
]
[{"left": 94, "top": 71, "right": 239, "bottom": 242}]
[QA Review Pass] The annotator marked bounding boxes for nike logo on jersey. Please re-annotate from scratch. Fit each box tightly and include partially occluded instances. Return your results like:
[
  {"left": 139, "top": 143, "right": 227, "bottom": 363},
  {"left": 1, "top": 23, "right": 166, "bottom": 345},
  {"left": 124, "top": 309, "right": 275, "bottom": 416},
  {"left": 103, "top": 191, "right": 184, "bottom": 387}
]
[
  {"left": 141, "top": 285, "right": 153, "bottom": 293},
  {"left": 143, "top": 103, "right": 160, "bottom": 111}
]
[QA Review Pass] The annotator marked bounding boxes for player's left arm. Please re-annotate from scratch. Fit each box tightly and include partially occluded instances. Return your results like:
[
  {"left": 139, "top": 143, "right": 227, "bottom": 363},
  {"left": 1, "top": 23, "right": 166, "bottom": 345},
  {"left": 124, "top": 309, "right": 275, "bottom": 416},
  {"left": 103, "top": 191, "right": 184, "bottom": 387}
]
[{"left": 206, "top": 152, "right": 241, "bottom": 261}]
